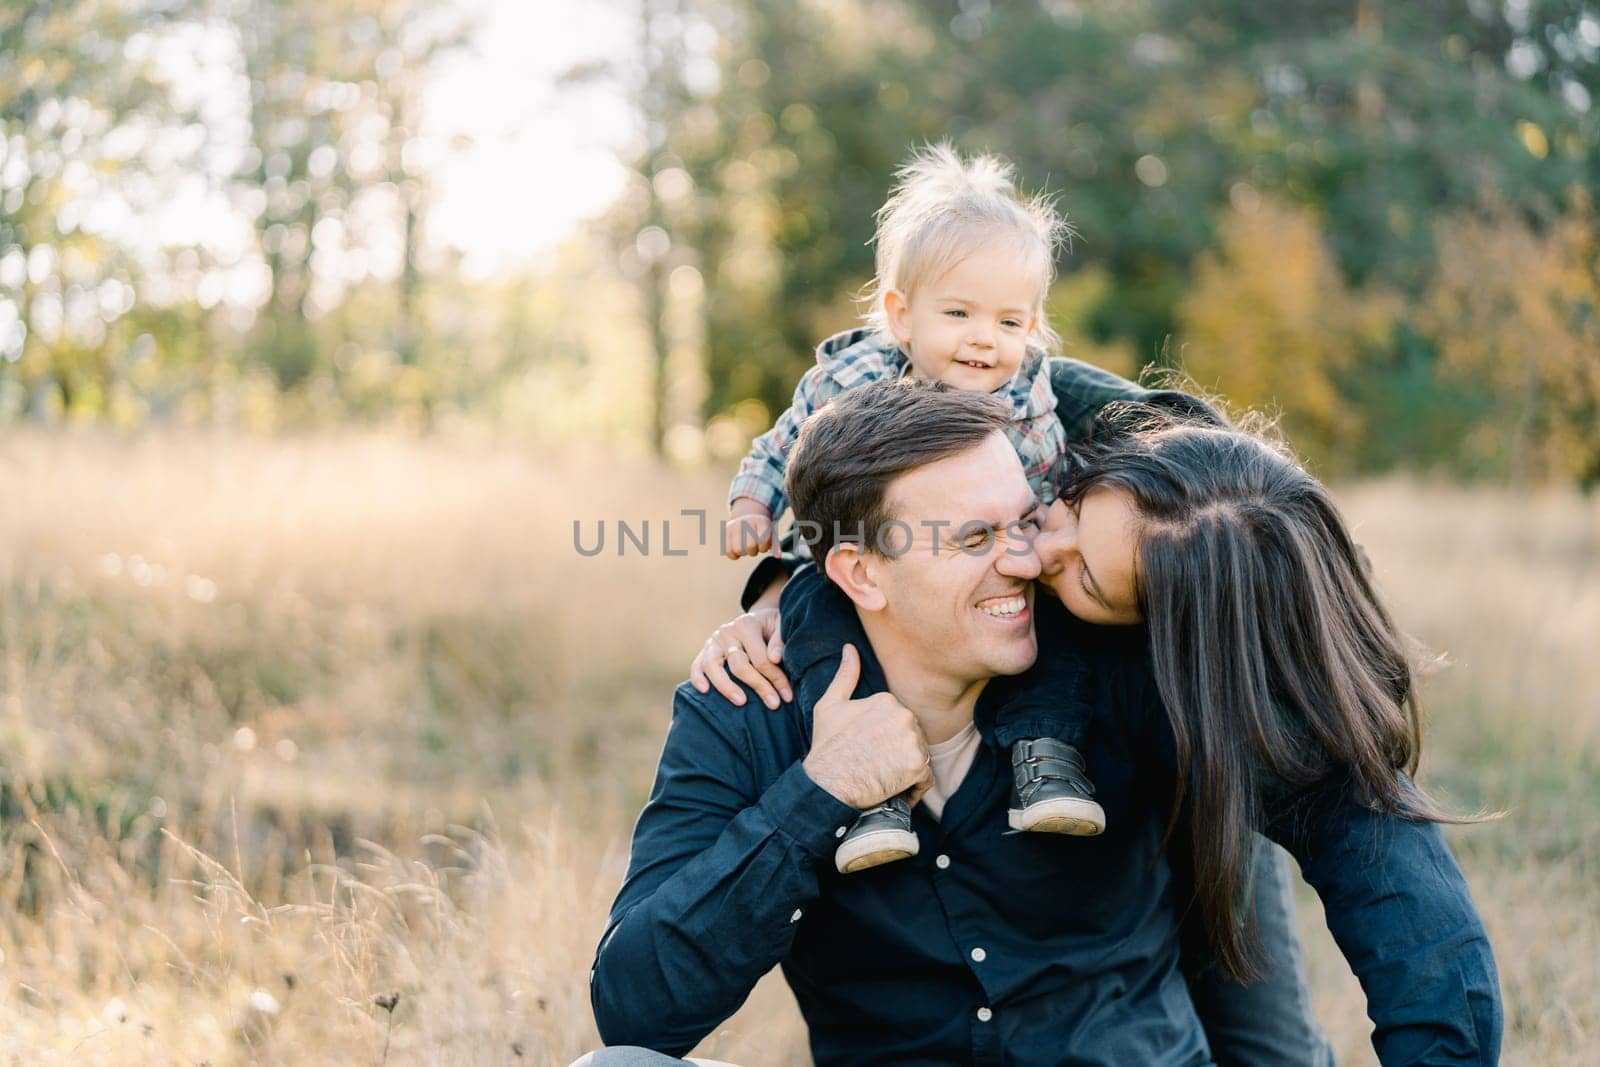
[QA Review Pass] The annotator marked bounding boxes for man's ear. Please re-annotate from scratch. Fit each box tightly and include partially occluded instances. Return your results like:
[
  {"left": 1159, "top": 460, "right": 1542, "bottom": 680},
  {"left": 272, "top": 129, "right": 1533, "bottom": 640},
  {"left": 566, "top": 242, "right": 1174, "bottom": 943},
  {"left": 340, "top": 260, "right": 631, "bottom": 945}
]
[
  {"left": 884, "top": 289, "right": 913, "bottom": 347},
  {"left": 823, "top": 543, "right": 888, "bottom": 613}
]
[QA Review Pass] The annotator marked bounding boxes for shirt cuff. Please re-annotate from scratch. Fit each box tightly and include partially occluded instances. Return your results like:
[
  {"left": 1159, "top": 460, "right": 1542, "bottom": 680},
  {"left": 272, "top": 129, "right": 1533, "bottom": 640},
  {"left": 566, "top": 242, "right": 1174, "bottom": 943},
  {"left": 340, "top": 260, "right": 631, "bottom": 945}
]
[
  {"left": 728, "top": 473, "right": 786, "bottom": 516},
  {"left": 759, "top": 760, "right": 860, "bottom": 861}
]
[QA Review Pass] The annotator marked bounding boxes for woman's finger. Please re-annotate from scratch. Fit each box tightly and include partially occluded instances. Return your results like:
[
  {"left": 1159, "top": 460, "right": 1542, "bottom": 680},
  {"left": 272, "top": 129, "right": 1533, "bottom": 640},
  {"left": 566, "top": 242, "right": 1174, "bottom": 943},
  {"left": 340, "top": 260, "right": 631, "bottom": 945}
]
[
  {"left": 704, "top": 652, "right": 746, "bottom": 705},
  {"left": 747, "top": 648, "right": 790, "bottom": 704},
  {"left": 729, "top": 618, "right": 791, "bottom": 704},
  {"left": 726, "top": 646, "right": 781, "bottom": 709},
  {"left": 689, "top": 649, "right": 711, "bottom": 693}
]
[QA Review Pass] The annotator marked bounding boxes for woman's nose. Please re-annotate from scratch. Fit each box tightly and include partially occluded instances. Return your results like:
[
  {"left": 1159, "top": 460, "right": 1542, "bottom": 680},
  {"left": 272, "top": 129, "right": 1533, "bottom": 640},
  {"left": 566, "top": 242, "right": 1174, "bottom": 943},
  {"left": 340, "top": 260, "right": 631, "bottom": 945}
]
[{"left": 1035, "top": 501, "right": 1074, "bottom": 572}]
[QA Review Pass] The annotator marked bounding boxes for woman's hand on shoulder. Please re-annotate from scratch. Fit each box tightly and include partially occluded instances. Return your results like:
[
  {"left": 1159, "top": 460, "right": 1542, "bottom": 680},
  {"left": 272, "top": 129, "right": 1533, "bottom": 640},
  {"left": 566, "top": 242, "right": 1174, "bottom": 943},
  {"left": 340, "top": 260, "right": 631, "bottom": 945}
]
[{"left": 689, "top": 607, "right": 792, "bottom": 709}]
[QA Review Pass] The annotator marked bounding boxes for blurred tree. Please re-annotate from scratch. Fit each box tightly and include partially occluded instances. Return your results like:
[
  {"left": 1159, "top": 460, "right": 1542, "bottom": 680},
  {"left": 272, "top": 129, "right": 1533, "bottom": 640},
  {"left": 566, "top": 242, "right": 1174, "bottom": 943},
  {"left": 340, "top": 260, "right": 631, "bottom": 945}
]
[
  {"left": 573, "top": 0, "right": 715, "bottom": 457},
  {"left": 0, "top": 0, "right": 198, "bottom": 420},
  {"left": 1420, "top": 197, "right": 1600, "bottom": 485},
  {"left": 633, "top": 0, "right": 1600, "bottom": 481},
  {"left": 1178, "top": 198, "right": 1399, "bottom": 473},
  {"left": 225, "top": 0, "right": 466, "bottom": 415}
]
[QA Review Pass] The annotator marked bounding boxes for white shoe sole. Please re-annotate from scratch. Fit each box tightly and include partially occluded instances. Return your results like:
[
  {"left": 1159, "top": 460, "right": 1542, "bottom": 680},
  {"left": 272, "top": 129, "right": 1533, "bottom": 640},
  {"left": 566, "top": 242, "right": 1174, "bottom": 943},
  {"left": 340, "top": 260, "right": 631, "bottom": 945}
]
[
  {"left": 834, "top": 828, "right": 920, "bottom": 874},
  {"left": 1008, "top": 796, "right": 1106, "bottom": 836}
]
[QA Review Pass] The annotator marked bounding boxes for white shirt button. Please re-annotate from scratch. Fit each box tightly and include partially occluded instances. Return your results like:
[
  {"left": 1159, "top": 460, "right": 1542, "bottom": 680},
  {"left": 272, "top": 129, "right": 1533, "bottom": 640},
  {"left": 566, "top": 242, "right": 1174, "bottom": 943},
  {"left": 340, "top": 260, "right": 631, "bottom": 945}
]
[
  {"left": 970, "top": 947, "right": 987, "bottom": 963},
  {"left": 790, "top": 908, "right": 803, "bottom": 923},
  {"left": 976, "top": 1007, "right": 993, "bottom": 1022},
  {"left": 835, "top": 826, "right": 848, "bottom": 838},
  {"left": 935, "top": 854, "right": 951, "bottom": 869}
]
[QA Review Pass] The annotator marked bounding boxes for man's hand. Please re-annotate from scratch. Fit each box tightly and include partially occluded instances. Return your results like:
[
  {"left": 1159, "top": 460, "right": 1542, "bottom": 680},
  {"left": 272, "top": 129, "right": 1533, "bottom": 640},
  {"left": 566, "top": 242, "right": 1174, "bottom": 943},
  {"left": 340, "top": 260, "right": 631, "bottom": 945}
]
[
  {"left": 724, "top": 499, "right": 775, "bottom": 559},
  {"left": 689, "top": 607, "right": 791, "bottom": 709},
  {"left": 803, "top": 645, "right": 934, "bottom": 810}
]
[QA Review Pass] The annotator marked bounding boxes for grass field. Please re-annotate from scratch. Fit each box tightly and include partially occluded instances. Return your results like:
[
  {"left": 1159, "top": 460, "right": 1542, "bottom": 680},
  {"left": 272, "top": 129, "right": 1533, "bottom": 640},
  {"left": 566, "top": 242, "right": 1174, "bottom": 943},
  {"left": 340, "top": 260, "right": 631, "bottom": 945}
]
[{"left": 0, "top": 431, "right": 1596, "bottom": 1065}]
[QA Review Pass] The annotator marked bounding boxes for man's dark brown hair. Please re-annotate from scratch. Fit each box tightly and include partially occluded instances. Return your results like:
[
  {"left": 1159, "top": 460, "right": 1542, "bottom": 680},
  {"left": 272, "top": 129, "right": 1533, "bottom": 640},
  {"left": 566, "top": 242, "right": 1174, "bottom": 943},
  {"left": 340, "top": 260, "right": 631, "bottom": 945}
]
[{"left": 785, "top": 378, "right": 1011, "bottom": 562}]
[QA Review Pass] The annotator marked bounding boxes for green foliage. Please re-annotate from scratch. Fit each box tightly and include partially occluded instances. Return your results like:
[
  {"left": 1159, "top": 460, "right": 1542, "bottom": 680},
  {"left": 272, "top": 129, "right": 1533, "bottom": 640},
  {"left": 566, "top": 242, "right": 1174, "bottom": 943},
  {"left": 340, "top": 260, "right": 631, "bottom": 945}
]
[
  {"left": 616, "top": 0, "right": 1600, "bottom": 481},
  {"left": 1, "top": 0, "right": 1597, "bottom": 482}
]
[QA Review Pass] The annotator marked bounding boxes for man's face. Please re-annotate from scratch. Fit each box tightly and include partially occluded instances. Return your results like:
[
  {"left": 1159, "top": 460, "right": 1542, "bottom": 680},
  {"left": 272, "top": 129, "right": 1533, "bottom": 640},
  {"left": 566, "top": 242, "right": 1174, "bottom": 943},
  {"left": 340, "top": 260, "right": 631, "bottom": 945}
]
[{"left": 868, "top": 430, "right": 1044, "bottom": 685}]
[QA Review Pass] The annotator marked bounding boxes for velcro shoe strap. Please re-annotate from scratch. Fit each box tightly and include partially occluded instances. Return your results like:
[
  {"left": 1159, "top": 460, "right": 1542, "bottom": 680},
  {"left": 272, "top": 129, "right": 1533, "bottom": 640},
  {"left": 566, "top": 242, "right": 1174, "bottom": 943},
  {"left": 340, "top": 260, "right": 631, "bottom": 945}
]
[{"left": 1011, "top": 738, "right": 1093, "bottom": 795}]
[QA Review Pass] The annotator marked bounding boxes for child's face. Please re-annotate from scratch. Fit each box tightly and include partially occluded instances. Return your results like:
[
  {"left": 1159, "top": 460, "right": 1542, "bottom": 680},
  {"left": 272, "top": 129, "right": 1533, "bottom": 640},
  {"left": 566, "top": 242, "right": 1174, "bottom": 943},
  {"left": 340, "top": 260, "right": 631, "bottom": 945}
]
[{"left": 886, "top": 243, "right": 1040, "bottom": 393}]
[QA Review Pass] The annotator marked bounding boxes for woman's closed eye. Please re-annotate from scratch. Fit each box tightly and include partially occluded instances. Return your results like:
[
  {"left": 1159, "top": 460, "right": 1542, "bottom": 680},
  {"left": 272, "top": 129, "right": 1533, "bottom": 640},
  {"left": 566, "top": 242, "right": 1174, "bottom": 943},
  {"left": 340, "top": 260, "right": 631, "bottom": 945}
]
[{"left": 1078, "top": 563, "right": 1099, "bottom": 605}]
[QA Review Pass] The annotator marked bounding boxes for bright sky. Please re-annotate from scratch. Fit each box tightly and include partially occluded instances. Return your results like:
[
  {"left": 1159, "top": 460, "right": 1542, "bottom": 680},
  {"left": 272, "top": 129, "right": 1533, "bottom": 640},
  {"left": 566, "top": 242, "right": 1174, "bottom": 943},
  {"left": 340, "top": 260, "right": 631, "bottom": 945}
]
[
  {"left": 52, "top": 0, "right": 642, "bottom": 337},
  {"left": 426, "top": 0, "right": 637, "bottom": 278}
]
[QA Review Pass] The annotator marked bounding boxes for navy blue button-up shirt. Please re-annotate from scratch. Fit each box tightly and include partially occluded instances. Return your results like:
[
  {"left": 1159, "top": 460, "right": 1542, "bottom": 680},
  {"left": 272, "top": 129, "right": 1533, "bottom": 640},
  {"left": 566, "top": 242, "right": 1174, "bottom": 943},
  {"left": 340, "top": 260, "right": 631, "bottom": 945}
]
[{"left": 591, "top": 596, "right": 1501, "bottom": 1064}]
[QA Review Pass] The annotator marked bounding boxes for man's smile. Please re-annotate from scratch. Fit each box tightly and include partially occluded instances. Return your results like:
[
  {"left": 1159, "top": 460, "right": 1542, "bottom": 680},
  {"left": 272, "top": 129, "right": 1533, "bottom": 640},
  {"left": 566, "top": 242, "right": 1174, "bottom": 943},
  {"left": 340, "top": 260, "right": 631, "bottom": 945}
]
[{"left": 975, "top": 591, "right": 1029, "bottom": 621}]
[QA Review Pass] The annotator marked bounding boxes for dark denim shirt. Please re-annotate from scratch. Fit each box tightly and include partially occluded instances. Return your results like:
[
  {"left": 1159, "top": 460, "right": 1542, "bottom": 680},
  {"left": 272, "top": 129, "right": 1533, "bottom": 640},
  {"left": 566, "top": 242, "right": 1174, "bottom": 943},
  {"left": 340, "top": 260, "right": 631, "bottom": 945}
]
[{"left": 591, "top": 572, "right": 1502, "bottom": 1065}]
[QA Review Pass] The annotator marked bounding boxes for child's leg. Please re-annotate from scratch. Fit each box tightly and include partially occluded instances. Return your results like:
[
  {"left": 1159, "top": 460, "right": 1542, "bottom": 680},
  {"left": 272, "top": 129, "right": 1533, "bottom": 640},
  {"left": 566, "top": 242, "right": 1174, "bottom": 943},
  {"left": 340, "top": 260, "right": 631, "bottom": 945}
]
[
  {"left": 983, "top": 595, "right": 1095, "bottom": 749},
  {"left": 779, "top": 566, "right": 917, "bottom": 873},
  {"left": 779, "top": 564, "right": 888, "bottom": 709},
  {"left": 985, "top": 600, "right": 1105, "bottom": 835}
]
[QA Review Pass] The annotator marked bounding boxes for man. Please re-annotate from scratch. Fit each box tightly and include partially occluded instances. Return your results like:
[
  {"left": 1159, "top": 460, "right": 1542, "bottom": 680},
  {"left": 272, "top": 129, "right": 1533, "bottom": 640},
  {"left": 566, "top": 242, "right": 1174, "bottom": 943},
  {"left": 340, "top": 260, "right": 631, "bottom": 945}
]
[{"left": 586, "top": 380, "right": 1499, "bottom": 1064}]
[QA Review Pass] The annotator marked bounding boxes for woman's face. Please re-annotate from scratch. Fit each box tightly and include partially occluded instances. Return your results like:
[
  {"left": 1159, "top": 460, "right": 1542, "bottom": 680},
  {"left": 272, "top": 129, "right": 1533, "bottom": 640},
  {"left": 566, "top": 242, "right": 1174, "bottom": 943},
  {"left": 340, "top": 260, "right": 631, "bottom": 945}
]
[{"left": 1034, "top": 486, "right": 1144, "bottom": 625}]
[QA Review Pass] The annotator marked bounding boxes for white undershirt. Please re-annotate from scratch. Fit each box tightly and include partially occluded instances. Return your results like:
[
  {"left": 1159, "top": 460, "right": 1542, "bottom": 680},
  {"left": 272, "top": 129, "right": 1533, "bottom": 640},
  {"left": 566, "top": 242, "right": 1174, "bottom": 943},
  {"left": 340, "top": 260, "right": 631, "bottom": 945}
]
[{"left": 917, "top": 721, "right": 981, "bottom": 822}]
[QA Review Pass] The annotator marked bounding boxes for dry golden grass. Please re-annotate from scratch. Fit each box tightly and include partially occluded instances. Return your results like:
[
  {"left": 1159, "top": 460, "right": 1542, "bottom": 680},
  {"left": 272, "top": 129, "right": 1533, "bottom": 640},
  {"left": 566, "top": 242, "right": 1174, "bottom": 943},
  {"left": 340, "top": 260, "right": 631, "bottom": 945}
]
[{"left": 0, "top": 431, "right": 1594, "bottom": 1064}]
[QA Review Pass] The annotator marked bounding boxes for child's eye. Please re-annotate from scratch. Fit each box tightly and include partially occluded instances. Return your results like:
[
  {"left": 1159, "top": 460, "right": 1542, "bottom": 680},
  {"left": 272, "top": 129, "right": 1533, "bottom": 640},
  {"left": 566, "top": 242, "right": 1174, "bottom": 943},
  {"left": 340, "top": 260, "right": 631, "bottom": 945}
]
[
  {"left": 945, "top": 309, "right": 967, "bottom": 318},
  {"left": 1002, "top": 318, "right": 1022, "bottom": 329}
]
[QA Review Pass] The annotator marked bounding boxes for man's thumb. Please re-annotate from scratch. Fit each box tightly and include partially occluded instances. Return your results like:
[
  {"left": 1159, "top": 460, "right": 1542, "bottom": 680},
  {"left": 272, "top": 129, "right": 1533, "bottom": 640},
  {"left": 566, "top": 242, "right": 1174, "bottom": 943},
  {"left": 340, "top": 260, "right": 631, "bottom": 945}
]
[{"left": 820, "top": 644, "right": 860, "bottom": 705}]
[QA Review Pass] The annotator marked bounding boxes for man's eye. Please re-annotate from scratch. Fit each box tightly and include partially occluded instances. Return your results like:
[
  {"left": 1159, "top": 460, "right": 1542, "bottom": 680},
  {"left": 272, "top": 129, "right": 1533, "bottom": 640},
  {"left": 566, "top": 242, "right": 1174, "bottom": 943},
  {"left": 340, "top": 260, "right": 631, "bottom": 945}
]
[{"left": 965, "top": 529, "right": 993, "bottom": 547}]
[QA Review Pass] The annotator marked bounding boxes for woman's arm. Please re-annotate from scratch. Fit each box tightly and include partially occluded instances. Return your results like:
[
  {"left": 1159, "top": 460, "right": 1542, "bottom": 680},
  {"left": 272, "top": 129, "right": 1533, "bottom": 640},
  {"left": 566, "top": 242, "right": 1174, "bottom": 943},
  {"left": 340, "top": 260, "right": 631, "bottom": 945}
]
[{"left": 1265, "top": 779, "right": 1502, "bottom": 1065}]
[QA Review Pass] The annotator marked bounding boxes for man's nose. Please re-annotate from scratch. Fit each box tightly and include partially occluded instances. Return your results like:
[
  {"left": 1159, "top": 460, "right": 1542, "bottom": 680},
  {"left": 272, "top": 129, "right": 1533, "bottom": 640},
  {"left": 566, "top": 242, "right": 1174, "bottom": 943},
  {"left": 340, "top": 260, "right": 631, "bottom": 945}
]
[{"left": 995, "top": 536, "right": 1042, "bottom": 580}]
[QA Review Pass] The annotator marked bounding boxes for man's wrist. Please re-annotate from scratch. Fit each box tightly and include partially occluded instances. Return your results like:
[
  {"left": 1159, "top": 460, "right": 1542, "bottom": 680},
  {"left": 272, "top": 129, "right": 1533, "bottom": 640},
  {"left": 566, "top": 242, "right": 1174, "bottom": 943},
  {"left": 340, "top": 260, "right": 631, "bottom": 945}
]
[{"left": 761, "top": 760, "right": 860, "bottom": 859}]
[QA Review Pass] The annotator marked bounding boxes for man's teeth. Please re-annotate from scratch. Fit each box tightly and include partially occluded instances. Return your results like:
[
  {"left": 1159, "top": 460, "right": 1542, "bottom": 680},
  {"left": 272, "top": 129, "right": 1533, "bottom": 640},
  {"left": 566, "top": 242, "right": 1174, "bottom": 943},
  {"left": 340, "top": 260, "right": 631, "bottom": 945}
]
[{"left": 977, "top": 595, "right": 1026, "bottom": 617}]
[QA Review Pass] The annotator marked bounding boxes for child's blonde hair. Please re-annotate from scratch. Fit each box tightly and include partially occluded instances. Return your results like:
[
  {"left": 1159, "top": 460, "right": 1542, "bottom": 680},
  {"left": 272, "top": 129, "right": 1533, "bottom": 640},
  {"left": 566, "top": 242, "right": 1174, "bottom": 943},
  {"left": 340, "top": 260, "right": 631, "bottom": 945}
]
[{"left": 864, "top": 143, "right": 1067, "bottom": 352}]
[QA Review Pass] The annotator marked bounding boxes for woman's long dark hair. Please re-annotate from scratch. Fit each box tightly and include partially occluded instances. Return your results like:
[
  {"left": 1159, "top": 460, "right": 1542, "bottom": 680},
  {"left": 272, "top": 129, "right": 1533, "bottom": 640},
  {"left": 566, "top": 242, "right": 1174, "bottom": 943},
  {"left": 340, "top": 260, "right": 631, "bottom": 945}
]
[{"left": 1062, "top": 404, "right": 1459, "bottom": 981}]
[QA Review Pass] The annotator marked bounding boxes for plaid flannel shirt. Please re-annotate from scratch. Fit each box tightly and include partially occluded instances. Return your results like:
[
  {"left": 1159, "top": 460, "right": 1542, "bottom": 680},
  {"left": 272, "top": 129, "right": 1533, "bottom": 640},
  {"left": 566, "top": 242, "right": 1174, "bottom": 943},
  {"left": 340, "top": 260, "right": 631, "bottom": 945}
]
[{"left": 729, "top": 328, "right": 1067, "bottom": 518}]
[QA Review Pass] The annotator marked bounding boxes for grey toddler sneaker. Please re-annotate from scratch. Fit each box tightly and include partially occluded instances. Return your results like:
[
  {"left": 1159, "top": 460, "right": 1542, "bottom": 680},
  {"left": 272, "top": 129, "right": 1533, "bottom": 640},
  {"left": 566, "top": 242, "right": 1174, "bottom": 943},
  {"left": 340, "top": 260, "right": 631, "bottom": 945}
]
[
  {"left": 1008, "top": 737, "right": 1106, "bottom": 836},
  {"left": 834, "top": 793, "right": 919, "bottom": 873}
]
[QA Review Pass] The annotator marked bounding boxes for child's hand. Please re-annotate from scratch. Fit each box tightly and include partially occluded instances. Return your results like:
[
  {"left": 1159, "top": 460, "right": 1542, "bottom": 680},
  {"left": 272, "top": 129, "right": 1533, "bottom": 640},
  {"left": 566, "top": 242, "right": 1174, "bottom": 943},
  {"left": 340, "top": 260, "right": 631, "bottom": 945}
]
[
  {"left": 690, "top": 607, "right": 792, "bottom": 709},
  {"left": 723, "top": 499, "right": 774, "bottom": 559}
]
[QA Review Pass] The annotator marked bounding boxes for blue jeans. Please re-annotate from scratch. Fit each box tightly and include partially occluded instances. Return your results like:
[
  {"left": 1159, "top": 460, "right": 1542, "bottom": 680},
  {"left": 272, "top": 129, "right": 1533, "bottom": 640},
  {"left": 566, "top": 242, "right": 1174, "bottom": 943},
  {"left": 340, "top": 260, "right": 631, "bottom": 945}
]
[
  {"left": 570, "top": 1052, "right": 726, "bottom": 1066},
  {"left": 1188, "top": 839, "right": 1336, "bottom": 1066}
]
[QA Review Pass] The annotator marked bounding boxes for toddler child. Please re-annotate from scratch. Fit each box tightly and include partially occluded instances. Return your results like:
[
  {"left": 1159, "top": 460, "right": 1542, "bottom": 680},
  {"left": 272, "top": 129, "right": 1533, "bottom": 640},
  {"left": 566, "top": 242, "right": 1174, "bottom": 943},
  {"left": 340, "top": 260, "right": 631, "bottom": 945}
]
[{"left": 719, "top": 144, "right": 1105, "bottom": 873}]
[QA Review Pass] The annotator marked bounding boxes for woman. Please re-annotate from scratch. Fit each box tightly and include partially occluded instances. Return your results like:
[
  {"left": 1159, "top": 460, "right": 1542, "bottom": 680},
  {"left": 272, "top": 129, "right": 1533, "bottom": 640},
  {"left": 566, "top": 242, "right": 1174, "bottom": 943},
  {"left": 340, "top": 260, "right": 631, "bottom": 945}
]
[{"left": 691, "top": 402, "right": 1491, "bottom": 1054}]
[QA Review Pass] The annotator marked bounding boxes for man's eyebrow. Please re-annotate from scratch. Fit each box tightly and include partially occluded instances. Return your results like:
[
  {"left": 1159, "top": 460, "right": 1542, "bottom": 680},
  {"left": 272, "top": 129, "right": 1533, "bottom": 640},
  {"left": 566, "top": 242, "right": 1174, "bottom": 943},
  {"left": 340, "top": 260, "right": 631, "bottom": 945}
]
[{"left": 944, "top": 496, "right": 1039, "bottom": 543}]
